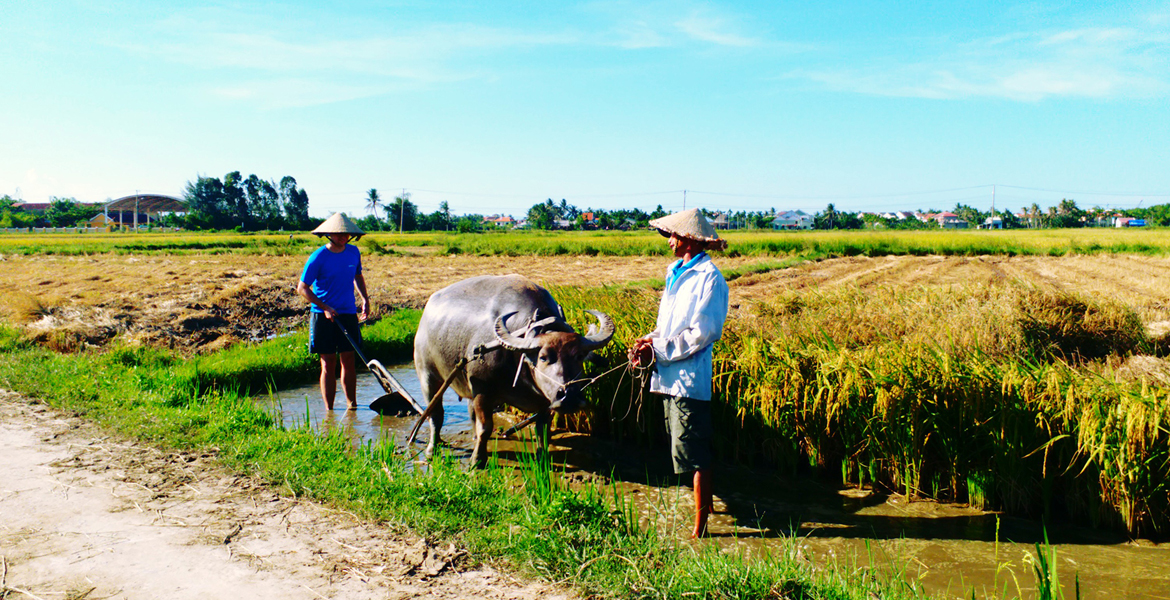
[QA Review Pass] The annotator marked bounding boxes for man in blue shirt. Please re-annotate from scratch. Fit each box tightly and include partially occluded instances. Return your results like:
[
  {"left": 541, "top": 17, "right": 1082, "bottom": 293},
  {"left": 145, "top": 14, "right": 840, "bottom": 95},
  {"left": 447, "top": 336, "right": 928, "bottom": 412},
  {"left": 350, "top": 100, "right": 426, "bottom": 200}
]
[
  {"left": 297, "top": 213, "right": 371, "bottom": 410},
  {"left": 630, "top": 208, "right": 729, "bottom": 538}
]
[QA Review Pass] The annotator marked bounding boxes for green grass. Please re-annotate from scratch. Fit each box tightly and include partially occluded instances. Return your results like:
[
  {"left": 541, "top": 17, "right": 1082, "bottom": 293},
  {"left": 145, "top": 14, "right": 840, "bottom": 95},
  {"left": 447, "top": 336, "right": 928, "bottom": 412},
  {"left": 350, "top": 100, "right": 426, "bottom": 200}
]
[
  {"left": 143, "top": 310, "right": 421, "bottom": 402},
  {"left": 1, "top": 316, "right": 1069, "bottom": 599},
  {"left": 6, "top": 227, "right": 1170, "bottom": 257}
]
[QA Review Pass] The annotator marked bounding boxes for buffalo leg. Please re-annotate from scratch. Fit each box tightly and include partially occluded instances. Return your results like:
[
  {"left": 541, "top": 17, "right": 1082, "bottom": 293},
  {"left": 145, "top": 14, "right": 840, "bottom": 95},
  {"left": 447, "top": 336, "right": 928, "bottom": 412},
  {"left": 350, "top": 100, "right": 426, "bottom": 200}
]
[
  {"left": 469, "top": 394, "right": 493, "bottom": 468},
  {"left": 419, "top": 371, "right": 446, "bottom": 458}
]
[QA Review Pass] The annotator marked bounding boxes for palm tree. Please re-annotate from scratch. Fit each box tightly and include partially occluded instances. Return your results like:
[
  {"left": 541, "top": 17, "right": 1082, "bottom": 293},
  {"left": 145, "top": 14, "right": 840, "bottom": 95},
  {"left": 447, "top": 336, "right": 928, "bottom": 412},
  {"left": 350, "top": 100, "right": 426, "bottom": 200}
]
[
  {"left": 365, "top": 189, "right": 382, "bottom": 219},
  {"left": 439, "top": 201, "right": 451, "bottom": 231}
]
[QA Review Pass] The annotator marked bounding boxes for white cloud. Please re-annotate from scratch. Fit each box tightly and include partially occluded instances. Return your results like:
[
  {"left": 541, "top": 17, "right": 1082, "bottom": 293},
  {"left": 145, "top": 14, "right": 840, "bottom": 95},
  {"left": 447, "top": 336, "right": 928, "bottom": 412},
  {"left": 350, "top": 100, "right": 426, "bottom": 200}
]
[
  {"left": 587, "top": 1, "right": 760, "bottom": 49},
  {"left": 673, "top": 11, "right": 756, "bottom": 47},
  {"left": 792, "top": 25, "right": 1170, "bottom": 101},
  {"left": 110, "top": 12, "right": 577, "bottom": 107}
]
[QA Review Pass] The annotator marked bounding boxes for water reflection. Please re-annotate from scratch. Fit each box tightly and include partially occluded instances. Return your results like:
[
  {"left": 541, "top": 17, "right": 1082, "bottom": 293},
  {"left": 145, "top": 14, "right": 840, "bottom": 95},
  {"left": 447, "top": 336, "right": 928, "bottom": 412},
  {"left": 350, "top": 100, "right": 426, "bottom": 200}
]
[{"left": 259, "top": 364, "right": 470, "bottom": 447}]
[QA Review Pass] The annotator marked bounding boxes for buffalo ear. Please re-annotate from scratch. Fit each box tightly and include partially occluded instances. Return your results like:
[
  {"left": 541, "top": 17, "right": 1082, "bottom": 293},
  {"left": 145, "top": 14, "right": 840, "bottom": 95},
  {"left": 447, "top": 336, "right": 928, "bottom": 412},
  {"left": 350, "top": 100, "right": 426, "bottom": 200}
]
[{"left": 584, "top": 352, "right": 609, "bottom": 369}]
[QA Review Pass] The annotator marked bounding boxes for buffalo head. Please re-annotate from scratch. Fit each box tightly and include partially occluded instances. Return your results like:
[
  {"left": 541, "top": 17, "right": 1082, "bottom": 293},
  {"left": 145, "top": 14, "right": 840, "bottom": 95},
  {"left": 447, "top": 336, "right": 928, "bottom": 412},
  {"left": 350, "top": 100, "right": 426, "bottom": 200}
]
[{"left": 493, "top": 310, "right": 615, "bottom": 412}]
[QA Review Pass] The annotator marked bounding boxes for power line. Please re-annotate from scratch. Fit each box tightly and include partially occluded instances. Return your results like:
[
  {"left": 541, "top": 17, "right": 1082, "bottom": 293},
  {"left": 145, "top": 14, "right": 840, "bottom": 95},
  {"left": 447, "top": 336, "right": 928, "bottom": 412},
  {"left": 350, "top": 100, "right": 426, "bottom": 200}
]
[{"left": 997, "top": 184, "right": 1170, "bottom": 198}]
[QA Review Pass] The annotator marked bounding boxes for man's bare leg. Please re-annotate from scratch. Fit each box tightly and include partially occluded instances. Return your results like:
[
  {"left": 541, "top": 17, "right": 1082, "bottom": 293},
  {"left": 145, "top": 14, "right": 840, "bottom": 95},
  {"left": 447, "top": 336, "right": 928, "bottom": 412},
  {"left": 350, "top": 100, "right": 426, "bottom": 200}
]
[
  {"left": 319, "top": 354, "right": 338, "bottom": 410},
  {"left": 692, "top": 468, "right": 712, "bottom": 538},
  {"left": 339, "top": 350, "right": 359, "bottom": 410}
]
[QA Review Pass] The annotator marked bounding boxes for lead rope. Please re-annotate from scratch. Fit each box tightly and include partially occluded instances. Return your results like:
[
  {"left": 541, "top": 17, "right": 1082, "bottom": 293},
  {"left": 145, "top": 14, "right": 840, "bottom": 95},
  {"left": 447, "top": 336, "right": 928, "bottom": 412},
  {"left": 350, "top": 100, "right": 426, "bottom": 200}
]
[
  {"left": 628, "top": 358, "right": 654, "bottom": 432},
  {"left": 513, "top": 351, "right": 652, "bottom": 432}
]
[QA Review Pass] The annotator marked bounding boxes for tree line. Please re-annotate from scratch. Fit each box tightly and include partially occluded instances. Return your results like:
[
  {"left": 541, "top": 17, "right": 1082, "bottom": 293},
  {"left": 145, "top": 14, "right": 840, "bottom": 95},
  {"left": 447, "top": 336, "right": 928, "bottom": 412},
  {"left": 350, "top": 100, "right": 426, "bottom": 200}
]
[
  {"left": 0, "top": 196, "right": 102, "bottom": 228},
  {"left": 5, "top": 181, "right": 1170, "bottom": 231},
  {"left": 352, "top": 190, "right": 481, "bottom": 233},
  {"left": 813, "top": 198, "right": 1168, "bottom": 230},
  {"left": 182, "top": 172, "right": 311, "bottom": 230}
]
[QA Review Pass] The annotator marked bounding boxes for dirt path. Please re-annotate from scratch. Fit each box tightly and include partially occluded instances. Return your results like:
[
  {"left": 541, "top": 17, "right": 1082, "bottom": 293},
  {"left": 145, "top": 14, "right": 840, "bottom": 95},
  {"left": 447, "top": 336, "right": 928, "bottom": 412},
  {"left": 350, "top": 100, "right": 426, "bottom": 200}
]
[{"left": 0, "top": 391, "right": 573, "bottom": 600}]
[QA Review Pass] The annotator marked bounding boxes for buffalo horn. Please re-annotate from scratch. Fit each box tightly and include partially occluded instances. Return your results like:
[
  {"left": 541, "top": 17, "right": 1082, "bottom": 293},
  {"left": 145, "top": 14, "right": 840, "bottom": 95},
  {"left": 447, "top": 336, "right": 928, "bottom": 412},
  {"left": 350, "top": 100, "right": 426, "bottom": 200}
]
[
  {"left": 494, "top": 312, "right": 543, "bottom": 351},
  {"left": 580, "top": 310, "right": 615, "bottom": 350}
]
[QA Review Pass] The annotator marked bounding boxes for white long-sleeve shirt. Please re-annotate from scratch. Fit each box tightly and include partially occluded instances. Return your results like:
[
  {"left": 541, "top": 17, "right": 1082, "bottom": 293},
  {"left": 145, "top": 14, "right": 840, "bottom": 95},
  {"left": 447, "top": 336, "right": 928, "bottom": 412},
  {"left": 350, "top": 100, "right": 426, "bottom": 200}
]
[{"left": 648, "top": 253, "right": 729, "bottom": 401}]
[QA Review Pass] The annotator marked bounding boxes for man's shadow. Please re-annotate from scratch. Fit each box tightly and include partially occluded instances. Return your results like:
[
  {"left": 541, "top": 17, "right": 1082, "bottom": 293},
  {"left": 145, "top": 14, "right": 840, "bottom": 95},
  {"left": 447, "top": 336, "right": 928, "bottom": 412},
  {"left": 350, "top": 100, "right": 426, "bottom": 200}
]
[{"left": 539, "top": 432, "right": 1129, "bottom": 546}]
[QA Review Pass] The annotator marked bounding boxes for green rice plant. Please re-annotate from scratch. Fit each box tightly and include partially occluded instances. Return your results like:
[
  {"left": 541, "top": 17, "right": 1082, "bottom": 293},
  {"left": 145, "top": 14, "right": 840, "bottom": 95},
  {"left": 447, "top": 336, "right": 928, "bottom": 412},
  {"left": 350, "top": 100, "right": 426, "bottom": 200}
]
[
  {"left": 1028, "top": 530, "right": 1081, "bottom": 600},
  {"left": 561, "top": 279, "right": 1170, "bottom": 536}
]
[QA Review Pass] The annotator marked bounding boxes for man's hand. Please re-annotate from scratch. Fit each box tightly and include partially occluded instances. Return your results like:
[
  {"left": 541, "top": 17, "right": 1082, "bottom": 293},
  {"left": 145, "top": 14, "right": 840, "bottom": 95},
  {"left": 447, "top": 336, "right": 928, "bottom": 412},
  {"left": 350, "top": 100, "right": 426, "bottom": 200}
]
[
  {"left": 359, "top": 301, "right": 370, "bottom": 322},
  {"left": 321, "top": 305, "right": 339, "bottom": 321},
  {"left": 629, "top": 337, "right": 654, "bottom": 367}
]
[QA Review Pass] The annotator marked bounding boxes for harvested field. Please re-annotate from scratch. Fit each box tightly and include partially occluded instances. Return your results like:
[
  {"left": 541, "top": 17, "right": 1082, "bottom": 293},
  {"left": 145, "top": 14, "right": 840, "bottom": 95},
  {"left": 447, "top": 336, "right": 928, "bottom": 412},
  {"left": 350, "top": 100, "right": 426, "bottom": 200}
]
[
  {"left": 3, "top": 253, "right": 1169, "bottom": 352},
  {"left": 729, "top": 254, "right": 1170, "bottom": 325}
]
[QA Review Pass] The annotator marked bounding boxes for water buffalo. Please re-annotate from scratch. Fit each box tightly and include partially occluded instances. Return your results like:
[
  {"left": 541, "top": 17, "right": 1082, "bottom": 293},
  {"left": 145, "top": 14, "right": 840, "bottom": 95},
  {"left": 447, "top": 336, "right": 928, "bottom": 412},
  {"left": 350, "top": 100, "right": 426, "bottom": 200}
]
[{"left": 413, "top": 274, "right": 615, "bottom": 465}]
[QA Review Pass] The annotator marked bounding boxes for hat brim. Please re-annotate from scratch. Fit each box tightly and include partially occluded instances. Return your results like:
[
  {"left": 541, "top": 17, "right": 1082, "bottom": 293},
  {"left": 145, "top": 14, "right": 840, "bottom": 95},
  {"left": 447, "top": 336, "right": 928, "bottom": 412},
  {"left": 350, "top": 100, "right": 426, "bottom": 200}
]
[
  {"left": 653, "top": 227, "right": 727, "bottom": 251},
  {"left": 314, "top": 231, "right": 364, "bottom": 241}
]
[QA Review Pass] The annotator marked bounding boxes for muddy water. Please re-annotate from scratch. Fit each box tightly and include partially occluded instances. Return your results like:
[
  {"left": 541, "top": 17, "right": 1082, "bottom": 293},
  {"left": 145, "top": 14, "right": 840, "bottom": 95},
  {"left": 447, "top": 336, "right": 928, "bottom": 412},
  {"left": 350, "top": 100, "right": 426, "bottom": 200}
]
[
  {"left": 262, "top": 372, "right": 1170, "bottom": 599},
  {"left": 260, "top": 365, "right": 477, "bottom": 456}
]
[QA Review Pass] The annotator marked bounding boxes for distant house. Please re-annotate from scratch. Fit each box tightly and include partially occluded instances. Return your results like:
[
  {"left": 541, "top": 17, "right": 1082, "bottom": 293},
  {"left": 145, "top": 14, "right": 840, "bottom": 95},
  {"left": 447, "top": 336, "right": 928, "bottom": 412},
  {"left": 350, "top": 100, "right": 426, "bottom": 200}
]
[
  {"left": 710, "top": 212, "right": 730, "bottom": 230},
  {"left": 87, "top": 213, "right": 118, "bottom": 228},
  {"left": 1116, "top": 217, "right": 1146, "bottom": 228},
  {"left": 771, "top": 210, "right": 813, "bottom": 230},
  {"left": 482, "top": 215, "right": 515, "bottom": 227},
  {"left": 13, "top": 202, "right": 51, "bottom": 212},
  {"left": 87, "top": 212, "right": 147, "bottom": 228},
  {"left": 982, "top": 216, "right": 1004, "bottom": 229},
  {"left": 932, "top": 212, "right": 968, "bottom": 229}
]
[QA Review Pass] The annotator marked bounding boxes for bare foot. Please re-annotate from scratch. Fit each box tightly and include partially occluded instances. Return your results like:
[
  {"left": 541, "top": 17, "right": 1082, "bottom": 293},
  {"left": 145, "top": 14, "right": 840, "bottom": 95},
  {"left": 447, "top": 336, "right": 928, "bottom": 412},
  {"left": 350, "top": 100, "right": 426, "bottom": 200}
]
[{"left": 346, "top": 403, "right": 358, "bottom": 411}]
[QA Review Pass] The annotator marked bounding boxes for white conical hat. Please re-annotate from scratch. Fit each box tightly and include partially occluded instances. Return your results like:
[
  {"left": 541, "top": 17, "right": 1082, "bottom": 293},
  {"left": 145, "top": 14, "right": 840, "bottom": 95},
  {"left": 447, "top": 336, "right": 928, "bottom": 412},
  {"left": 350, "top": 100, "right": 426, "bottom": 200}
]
[
  {"left": 311, "top": 213, "right": 365, "bottom": 237},
  {"left": 649, "top": 208, "right": 727, "bottom": 251}
]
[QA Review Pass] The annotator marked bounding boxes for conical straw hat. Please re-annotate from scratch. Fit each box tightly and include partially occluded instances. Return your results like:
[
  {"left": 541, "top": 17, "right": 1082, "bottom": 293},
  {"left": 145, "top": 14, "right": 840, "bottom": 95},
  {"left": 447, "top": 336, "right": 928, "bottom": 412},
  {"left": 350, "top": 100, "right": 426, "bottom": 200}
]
[
  {"left": 311, "top": 213, "right": 365, "bottom": 238},
  {"left": 649, "top": 208, "right": 727, "bottom": 251}
]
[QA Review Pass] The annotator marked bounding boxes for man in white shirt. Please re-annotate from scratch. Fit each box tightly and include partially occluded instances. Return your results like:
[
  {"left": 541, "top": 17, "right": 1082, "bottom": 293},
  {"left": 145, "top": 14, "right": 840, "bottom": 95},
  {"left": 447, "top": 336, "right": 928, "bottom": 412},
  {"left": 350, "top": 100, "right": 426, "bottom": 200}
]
[{"left": 630, "top": 208, "right": 729, "bottom": 538}]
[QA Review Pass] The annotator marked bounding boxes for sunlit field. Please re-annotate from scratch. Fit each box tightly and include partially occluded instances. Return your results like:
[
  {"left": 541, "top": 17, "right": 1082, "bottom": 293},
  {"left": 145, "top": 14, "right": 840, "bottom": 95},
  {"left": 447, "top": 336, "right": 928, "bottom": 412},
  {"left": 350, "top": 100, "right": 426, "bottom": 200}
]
[
  {"left": 2, "top": 226, "right": 1169, "bottom": 257},
  {"left": 4, "top": 227, "right": 1170, "bottom": 597}
]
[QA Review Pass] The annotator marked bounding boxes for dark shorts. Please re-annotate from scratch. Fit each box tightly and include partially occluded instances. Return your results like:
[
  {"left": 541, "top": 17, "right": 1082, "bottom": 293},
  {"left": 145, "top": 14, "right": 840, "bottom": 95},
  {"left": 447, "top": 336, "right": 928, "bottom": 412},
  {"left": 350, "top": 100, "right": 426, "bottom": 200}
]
[
  {"left": 663, "top": 395, "right": 713, "bottom": 474},
  {"left": 309, "top": 312, "right": 362, "bottom": 355}
]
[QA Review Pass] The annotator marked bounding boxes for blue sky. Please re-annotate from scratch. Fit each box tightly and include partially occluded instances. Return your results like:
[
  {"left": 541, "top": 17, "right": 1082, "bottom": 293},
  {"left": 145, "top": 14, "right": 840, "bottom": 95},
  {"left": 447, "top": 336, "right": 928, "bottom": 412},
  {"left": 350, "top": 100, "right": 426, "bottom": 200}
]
[{"left": 3, "top": 1, "right": 1169, "bottom": 217}]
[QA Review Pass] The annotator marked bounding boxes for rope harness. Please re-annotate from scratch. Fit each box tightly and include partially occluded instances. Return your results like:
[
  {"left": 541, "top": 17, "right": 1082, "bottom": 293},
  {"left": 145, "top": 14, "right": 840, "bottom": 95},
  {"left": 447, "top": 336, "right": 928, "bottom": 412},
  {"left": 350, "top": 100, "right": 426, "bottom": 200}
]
[{"left": 407, "top": 312, "right": 650, "bottom": 447}]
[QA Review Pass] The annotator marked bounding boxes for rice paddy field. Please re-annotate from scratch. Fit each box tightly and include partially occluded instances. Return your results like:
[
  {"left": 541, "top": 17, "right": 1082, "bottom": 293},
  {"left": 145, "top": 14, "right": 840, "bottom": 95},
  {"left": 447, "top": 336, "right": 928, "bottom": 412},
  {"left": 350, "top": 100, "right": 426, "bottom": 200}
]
[{"left": 3, "top": 228, "right": 1170, "bottom": 598}]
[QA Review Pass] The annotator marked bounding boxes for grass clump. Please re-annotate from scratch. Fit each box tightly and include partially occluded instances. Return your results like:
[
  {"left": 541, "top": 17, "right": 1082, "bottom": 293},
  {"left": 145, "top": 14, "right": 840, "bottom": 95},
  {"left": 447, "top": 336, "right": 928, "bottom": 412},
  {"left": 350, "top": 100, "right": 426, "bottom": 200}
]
[{"left": 1, "top": 291, "right": 52, "bottom": 323}]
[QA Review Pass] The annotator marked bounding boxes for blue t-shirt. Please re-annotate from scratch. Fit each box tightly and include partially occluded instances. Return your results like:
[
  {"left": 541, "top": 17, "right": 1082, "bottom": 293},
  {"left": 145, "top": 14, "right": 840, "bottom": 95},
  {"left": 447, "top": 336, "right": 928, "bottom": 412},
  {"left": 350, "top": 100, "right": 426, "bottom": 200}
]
[
  {"left": 666, "top": 252, "right": 707, "bottom": 291},
  {"left": 301, "top": 244, "right": 362, "bottom": 314}
]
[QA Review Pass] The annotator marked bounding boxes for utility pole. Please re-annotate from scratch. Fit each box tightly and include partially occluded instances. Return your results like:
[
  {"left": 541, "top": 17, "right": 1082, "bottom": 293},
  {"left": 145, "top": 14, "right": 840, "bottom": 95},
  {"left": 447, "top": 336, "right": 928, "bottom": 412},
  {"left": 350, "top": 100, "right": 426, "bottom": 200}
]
[
  {"left": 991, "top": 185, "right": 996, "bottom": 229},
  {"left": 400, "top": 188, "right": 406, "bottom": 232},
  {"left": 682, "top": 189, "right": 687, "bottom": 211}
]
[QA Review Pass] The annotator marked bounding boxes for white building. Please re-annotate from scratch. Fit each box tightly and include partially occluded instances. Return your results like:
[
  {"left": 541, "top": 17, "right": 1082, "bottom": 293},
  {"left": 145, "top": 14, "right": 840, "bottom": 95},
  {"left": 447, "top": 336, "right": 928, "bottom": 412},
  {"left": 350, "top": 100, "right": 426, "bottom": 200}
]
[{"left": 771, "top": 210, "right": 813, "bottom": 230}]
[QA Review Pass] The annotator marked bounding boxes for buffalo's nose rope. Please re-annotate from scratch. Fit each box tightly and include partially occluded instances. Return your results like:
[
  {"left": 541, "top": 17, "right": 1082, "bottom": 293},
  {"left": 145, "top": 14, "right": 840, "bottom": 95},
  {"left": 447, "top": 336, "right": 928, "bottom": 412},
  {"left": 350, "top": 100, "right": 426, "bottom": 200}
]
[{"left": 520, "top": 355, "right": 632, "bottom": 395}]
